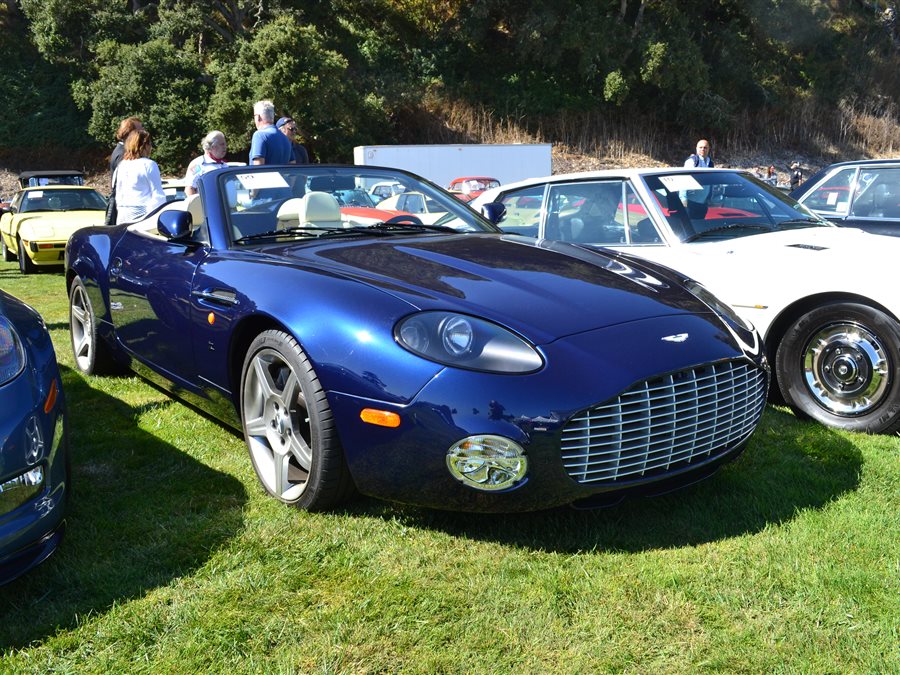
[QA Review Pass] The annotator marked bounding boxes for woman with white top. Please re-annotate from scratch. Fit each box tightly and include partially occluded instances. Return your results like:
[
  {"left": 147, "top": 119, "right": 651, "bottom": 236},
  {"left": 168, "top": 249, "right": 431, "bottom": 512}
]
[{"left": 114, "top": 129, "right": 166, "bottom": 225}]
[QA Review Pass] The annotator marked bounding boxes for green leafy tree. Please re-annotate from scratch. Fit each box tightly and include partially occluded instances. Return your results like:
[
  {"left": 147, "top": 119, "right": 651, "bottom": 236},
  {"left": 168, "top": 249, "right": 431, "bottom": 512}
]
[
  {"left": 207, "top": 15, "right": 389, "bottom": 162},
  {"left": 76, "top": 39, "right": 209, "bottom": 172}
]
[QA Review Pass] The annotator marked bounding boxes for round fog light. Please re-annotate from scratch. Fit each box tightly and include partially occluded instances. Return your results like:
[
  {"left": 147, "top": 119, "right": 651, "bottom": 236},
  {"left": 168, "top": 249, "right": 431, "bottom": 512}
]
[{"left": 446, "top": 435, "right": 527, "bottom": 491}]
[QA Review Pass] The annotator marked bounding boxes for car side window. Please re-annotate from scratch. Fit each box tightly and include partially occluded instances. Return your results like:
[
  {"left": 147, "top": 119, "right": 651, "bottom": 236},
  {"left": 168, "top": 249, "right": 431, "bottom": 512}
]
[
  {"left": 494, "top": 185, "right": 544, "bottom": 237},
  {"left": 403, "top": 194, "right": 425, "bottom": 213},
  {"left": 849, "top": 168, "right": 900, "bottom": 219},
  {"left": 801, "top": 168, "right": 855, "bottom": 216},
  {"left": 546, "top": 180, "right": 629, "bottom": 245}
]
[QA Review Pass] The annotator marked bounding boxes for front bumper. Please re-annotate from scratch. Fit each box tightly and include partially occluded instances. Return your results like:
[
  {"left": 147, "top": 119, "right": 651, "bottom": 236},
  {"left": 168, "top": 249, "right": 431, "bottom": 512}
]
[
  {"left": 19, "top": 239, "right": 67, "bottom": 265},
  {"left": 331, "top": 314, "right": 769, "bottom": 512}
]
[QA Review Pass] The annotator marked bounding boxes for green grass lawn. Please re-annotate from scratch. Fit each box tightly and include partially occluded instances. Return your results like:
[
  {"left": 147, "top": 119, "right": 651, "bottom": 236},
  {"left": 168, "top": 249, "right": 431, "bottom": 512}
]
[{"left": 0, "top": 262, "right": 897, "bottom": 673}]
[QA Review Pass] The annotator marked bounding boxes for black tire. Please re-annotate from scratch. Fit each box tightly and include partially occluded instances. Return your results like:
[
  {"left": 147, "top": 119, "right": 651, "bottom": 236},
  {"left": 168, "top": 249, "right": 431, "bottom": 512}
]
[
  {"left": 69, "top": 276, "right": 116, "bottom": 375},
  {"left": 240, "top": 329, "right": 354, "bottom": 510},
  {"left": 776, "top": 302, "right": 900, "bottom": 434},
  {"left": 1, "top": 236, "right": 14, "bottom": 262},
  {"left": 17, "top": 237, "right": 38, "bottom": 274}
]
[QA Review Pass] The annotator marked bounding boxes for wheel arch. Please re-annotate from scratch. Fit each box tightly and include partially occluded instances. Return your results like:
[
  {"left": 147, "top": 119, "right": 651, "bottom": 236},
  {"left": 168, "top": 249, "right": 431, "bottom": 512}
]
[
  {"left": 764, "top": 291, "right": 899, "bottom": 397},
  {"left": 227, "top": 314, "right": 288, "bottom": 410}
]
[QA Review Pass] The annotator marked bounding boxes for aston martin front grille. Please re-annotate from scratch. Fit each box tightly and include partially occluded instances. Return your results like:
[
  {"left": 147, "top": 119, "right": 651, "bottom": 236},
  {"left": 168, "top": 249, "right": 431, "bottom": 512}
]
[{"left": 561, "top": 360, "right": 768, "bottom": 484}]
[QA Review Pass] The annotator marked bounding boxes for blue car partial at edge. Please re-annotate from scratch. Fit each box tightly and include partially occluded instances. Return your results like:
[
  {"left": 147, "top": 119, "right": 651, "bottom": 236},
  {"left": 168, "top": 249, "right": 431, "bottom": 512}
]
[
  {"left": 0, "top": 289, "right": 68, "bottom": 586},
  {"left": 65, "top": 164, "right": 769, "bottom": 513}
]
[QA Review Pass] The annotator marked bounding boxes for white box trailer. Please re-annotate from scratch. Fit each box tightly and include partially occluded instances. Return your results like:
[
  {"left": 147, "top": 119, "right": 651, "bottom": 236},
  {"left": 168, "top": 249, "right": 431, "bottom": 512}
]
[{"left": 353, "top": 143, "right": 552, "bottom": 190}]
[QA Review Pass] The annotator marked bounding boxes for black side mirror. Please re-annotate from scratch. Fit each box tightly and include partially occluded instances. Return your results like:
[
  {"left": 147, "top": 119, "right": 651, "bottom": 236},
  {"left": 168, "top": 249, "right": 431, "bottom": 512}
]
[
  {"left": 481, "top": 202, "right": 507, "bottom": 225},
  {"left": 157, "top": 210, "right": 192, "bottom": 240}
]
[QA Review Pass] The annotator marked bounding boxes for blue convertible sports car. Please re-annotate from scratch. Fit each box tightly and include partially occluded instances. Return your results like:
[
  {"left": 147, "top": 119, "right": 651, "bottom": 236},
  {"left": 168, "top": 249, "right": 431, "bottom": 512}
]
[
  {"left": 65, "top": 165, "right": 769, "bottom": 512},
  {"left": 1, "top": 289, "right": 68, "bottom": 585}
]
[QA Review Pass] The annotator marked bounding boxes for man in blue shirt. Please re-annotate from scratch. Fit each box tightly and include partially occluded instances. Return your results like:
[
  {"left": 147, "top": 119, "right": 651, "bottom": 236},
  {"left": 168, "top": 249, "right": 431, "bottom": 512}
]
[{"left": 249, "top": 100, "right": 292, "bottom": 165}]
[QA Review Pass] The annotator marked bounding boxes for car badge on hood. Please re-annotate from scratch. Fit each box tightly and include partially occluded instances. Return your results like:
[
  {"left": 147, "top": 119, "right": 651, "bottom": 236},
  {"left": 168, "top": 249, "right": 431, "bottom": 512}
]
[{"left": 661, "top": 333, "right": 689, "bottom": 343}]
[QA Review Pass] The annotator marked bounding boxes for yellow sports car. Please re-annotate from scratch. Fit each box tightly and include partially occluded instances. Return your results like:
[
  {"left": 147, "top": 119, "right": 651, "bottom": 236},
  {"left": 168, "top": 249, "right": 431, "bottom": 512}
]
[{"left": 0, "top": 185, "right": 107, "bottom": 273}]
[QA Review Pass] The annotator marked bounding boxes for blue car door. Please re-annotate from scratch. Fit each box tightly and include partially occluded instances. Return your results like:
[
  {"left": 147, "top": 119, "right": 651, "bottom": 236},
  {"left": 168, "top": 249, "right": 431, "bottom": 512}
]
[{"left": 107, "top": 229, "right": 208, "bottom": 388}]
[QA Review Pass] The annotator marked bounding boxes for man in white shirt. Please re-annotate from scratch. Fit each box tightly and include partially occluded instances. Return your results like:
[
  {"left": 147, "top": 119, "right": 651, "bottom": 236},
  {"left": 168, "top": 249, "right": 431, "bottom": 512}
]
[
  {"left": 184, "top": 131, "right": 229, "bottom": 196},
  {"left": 684, "top": 140, "right": 713, "bottom": 168}
]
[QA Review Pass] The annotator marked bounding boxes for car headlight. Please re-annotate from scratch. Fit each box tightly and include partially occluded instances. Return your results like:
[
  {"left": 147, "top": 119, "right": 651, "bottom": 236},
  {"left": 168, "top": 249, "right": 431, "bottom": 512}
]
[
  {"left": 684, "top": 280, "right": 754, "bottom": 332},
  {"left": 0, "top": 316, "right": 26, "bottom": 384},
  {"left": 395, "top": 311, "right": 543, "bottom": 373}
]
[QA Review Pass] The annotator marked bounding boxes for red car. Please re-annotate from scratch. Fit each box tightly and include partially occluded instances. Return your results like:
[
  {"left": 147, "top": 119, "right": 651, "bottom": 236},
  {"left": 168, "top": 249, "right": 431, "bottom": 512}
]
[{"left": 448, "top": 176, "right": 501, "bottom": 202}]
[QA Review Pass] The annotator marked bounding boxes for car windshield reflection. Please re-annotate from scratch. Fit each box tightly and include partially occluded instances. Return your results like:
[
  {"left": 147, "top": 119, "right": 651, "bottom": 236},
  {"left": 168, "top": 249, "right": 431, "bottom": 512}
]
[
  {"left": 642, "top": 171, "right": 830, "bottom": 243},
  {"left": 218, "top": 166, "right": 495, "bottom": 244}
]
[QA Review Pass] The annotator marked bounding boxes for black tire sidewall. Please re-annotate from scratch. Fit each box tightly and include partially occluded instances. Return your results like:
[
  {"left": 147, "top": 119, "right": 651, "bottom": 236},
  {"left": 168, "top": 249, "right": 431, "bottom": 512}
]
[
  {"left": 776, "top": 303, "right": 900, "bottom": 433},
  {"left": 17, "top": 237, "right": 34, "bottom": 274},
  {"left": 240, "top": 329, "right": 343, "bottom": 510}
]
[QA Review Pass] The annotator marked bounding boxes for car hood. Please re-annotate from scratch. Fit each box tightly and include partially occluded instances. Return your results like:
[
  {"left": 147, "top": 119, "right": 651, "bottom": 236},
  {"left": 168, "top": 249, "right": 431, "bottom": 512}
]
[
  {"left": 17, "top": 211, "right": 105, "bottom": 238},
  {"left": 266, "top": 233, "right": 715, "bottom": 343},
  {"left": 668, "top": 225, "right": 900, "bottom": 265},
  {"left": 615, "top": 225, "right": 900, "bottom": 317}
]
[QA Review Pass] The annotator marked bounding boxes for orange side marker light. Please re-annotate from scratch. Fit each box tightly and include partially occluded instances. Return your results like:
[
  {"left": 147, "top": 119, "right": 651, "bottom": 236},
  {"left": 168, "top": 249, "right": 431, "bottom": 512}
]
[
  {"left": 43, "top": 378, "right": 58, "bottom": 414},
  {"left": 360, "top": 408, "right": 401, "bottom": 428}
]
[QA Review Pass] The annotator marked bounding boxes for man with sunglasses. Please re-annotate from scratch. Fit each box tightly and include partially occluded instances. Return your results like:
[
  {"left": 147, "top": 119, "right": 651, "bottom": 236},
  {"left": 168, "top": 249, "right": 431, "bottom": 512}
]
[{"left": 276, "top": 116, "right": 311, "bottom": 165}]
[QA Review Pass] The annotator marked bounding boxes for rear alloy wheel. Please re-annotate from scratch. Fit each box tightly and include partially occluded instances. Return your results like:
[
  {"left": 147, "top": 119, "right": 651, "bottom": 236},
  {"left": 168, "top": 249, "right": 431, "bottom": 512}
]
[
  {"left": 241, "top": 330, "right": 354, "bottom": 510},
  {"left": 1, "top": 236, "right": 14, "bottom": 262},
  {"left": 69, "top": 276, "right": 116, "bottom": 375},
  {"left": 776, "top": 302, "right": 900, "bottom": 434},
  {"left": 17, "top": 237, "right": 37, "bottom": 274}
]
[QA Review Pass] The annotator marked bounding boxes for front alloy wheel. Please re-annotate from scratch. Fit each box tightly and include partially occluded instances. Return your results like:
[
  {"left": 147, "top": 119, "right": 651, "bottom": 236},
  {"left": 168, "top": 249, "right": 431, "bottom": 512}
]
[
  {"left": 776, "top": 302, "right": 900, "bottom": 434},
  {"left": 241, "top": 330, "right": 353, "bottom": 510}
]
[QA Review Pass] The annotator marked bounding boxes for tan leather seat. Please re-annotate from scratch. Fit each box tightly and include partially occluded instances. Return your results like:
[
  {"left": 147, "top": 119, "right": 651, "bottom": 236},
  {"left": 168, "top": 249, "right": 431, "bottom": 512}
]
[
  {"left": 276, "top": 191, "right": 342, "bottom": 229},
  {"left": 184, "top": 193, "right": 204, "bottom": 230}
]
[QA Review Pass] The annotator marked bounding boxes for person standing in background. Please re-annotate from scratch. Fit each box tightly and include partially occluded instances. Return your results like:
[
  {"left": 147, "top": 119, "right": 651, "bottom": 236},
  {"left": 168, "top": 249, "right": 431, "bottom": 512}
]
[
  {"left": 275, "top": 116, "right": 310, "bottom": 164},
  {"left": 249, "top": 100, "right": 292, "bottom": 165},
  {"left": 110, "top": 116, "right": 143, "bottom": 183},
  {"left": 790, "top": 162, "right": 803, "bottom": 190},
  {"left": 114, "top": 129, "right": 166, "bottom": 224},
  {"left": 184, "top": 130, "right": 229, "bottom": 196},
  {"left": 684, "top": 139, "right": 714, "bottom": 168}
]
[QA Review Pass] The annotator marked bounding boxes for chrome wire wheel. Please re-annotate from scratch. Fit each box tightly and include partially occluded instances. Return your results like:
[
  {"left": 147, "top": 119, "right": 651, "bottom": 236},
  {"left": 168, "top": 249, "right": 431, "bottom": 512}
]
[
  {"left": 69, "top": 281, "right": 96, "bottom": 374},
  {"left": 802, "top": 321, "right": 889, "bottom": 416}
]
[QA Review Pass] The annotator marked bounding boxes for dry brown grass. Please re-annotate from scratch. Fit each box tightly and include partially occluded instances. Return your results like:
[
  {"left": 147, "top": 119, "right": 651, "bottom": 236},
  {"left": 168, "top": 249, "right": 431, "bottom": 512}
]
[
  {"left": 412, "top": 97, "right": 900, "bottom": 180},
  {"left": 3, "top": 97, "right": 900, "bottom": 196}
]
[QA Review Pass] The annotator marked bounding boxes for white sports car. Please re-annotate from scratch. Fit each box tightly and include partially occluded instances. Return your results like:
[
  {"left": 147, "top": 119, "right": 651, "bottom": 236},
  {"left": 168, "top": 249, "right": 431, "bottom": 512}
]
[{"left": 472, "top": 168, "right": 900, "bottom": 435}]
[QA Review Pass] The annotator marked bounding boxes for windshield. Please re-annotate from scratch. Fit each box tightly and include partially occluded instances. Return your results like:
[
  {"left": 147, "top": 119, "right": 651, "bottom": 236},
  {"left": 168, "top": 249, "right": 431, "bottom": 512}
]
[
  {"left": 641, "top": 171, "right": 830, "bottom": 243},
  {"left": 19, "top": 188, "right": 106, "bottom": 213},
  {"left": 218, "top": 166, "right": 498, "bottom": 245}
]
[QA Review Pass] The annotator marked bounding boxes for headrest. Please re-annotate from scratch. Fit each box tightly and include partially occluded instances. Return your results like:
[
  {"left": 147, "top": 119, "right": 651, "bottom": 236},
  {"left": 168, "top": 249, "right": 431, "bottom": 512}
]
[{"left": 276, "top": 192, "right": 341, "bottom": 229}]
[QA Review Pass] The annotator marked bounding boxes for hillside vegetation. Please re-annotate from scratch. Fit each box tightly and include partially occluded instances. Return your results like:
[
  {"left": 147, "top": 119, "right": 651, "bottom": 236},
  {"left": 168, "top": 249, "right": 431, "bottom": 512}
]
[{"left": 1, "top": 0, "right": 900, "bottom": 175}]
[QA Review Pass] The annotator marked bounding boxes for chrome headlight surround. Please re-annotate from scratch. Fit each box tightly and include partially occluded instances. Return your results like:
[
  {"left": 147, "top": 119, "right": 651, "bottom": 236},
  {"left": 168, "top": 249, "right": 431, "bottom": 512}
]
[
  {"left": 446, "top": 435, "right": 528, "bottom": 491},
  {"left": 0, "top": 465, "right": 44, "bottom": 516},
  {"left": 395, "top": 311, "right": 543, "bottom": 374},
  {"left": 0, "top": 316, "right": 25, "bottom": 384}
]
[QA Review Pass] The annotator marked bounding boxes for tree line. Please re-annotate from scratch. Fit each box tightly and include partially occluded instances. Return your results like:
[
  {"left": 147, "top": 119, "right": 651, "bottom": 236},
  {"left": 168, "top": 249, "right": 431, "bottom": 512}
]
[{"left": 1, "top": 0, "right": 898, "bottom": 173}]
